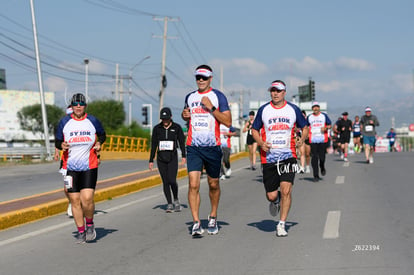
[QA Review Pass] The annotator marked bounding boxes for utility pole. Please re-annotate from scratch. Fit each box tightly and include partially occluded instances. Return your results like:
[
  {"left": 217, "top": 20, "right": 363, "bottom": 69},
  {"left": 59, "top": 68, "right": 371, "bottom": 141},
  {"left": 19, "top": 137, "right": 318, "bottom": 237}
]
[
  {"left": 30, "top": 0, "right": 51, "bottom": 159},
  {"left": 84, "top": 58, "right": 89, "bottom": 99},
  {"left": 115, "top": 64, "right": 119, "bottom": 101},
  {"left": 153, "top": 16, "right": 178, "bottom": 113}
]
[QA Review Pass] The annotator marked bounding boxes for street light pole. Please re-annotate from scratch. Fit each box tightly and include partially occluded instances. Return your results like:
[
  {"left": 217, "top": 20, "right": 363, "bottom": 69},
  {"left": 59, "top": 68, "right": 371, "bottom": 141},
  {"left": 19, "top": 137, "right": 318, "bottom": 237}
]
[
  {"left": 84, "top": 58, "right": 89, "bottom": 99},
  {"left": 128, "top": 56, "right": 150, "bottom": 125},
  {"left": 30, "top": 0, "right": 51, "bottom": 159}
]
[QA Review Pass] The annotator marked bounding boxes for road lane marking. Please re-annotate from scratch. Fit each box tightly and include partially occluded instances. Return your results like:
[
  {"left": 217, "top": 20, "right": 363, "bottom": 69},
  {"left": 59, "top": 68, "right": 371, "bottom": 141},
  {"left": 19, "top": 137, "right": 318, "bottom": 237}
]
[
  {"left": 335, "top": 176, "right": 345, "bottom": 184},
  {"left": 323, "top": 210, "right": 341, "bottom": 239}
]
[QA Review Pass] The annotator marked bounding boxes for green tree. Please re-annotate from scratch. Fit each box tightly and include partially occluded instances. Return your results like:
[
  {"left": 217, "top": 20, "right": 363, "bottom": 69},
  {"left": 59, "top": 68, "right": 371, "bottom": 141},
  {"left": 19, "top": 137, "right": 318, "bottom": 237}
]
[
  {"left": 17, "top": 104, "right": 65, "bottom": 137},
  {"left": 111, "top": 121, "right": 151, "bottom": 139},
  {"left": 86, "top": 100, "right": 125, "bottom": 131}
]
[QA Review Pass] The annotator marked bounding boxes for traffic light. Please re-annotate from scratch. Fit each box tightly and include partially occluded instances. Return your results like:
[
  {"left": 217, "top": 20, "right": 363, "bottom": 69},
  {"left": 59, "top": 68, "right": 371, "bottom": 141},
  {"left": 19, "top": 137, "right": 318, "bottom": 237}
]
[
  {"left": 309, "top": 80, "right": 315, "bottom": 100},
  {"left": 142, "top": 106, "right": 148, "bottom": 125}
]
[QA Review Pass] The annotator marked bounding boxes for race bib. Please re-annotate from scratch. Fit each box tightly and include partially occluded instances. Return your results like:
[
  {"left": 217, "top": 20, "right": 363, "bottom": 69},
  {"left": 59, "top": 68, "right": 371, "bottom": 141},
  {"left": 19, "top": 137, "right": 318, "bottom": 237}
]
[
  {"left": 159, "top": 140, "right": 174, "bottom": 151},
  {"left": 192, "top": 115, "right": 212, "bottom": 131},
  {"left": 64, "top": 175, "right": 73, "bottom": 189},
  {"left": 365, "top": 125, "right": 373, "bottom": 132},
  {"left": 390, "top": 138, "right": 395, "bottom": 142},
  {"left": 268, "top": 132, "right": 289, "bottom": 149}
]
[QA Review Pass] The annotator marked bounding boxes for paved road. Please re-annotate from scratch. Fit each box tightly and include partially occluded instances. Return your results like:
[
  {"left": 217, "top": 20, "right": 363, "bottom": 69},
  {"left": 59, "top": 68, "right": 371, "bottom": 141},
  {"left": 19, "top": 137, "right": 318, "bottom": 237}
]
[
  {"left": 0, "top": 152, "right": 413, "bottom": 274},
  {"left": 0, "top": 159, "right": 150, "bottom": 202}
]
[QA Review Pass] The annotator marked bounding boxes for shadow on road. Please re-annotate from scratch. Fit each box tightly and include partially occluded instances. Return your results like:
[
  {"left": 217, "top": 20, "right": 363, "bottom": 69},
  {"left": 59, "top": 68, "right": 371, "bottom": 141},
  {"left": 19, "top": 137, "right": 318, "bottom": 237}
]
[{"left": 247, "top": 220, "right": 298, "bottom": 233}]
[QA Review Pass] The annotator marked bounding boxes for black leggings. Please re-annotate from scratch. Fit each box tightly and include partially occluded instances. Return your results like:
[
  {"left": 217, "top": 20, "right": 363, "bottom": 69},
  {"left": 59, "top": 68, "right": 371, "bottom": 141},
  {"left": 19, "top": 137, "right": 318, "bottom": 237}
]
[
  {"left": 157, "top": 157, "right": 179, "bottom": 204},
  {"left": 310, "top": 143, "right": 327, "bottom": 177}
]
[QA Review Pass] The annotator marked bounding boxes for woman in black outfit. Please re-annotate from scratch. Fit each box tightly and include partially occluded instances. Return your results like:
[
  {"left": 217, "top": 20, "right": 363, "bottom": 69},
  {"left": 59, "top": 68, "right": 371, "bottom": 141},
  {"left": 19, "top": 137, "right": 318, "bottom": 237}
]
[{"left": 149, "top": 107, "right": 186, "bottom": 212}]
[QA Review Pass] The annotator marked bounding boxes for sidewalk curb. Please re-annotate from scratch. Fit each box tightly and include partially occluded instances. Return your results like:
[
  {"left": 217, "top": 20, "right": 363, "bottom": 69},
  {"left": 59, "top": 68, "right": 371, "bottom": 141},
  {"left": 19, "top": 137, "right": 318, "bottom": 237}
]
[{"left": 0, "top": 152, "right": 248, "bottom": 231}]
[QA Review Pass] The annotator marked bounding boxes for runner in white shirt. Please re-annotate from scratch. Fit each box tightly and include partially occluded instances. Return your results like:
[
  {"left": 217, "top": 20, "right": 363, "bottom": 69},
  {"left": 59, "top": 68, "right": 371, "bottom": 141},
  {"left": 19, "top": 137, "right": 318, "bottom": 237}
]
[
  {"left": 182, "top": 65, "right": 231, "bottom": 237},
  {"left": 307, "top": 101, "right": 332, "bottom": 182},
  {"left": 252, "top": 80, "right": 308, "bottom": 237}
]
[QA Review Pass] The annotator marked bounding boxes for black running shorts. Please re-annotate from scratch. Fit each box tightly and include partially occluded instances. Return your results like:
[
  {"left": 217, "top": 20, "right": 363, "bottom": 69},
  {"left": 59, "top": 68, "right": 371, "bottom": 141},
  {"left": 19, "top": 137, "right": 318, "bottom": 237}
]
[{"left": 66, "top": 168, "right": 98, "bottom": 193}]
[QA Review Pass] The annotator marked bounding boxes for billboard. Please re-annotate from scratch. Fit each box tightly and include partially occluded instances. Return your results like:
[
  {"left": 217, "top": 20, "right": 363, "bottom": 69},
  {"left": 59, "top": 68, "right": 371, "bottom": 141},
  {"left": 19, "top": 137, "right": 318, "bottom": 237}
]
[{"left": 0, "top": 90, "right": 55, "bottom": 141}]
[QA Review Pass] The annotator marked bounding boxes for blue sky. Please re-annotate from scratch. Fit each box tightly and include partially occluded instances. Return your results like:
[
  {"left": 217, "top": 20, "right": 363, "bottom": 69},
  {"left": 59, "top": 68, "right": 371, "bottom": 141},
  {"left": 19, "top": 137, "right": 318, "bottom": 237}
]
[{"left": 1, "top": 0, "right": 414, "bottom": 127}]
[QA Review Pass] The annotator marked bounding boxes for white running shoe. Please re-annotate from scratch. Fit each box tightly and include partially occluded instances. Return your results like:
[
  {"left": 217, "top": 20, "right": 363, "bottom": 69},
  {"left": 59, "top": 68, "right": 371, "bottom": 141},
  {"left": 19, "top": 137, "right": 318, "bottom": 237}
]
[
  {"left": 276, "top": 223, "right": 288, "bottom": 237},
  {"left": 344, "top": 157, "right": 348, "bottom": 162},
  {"left": 369, "top": 156, "right": 374, "bottom": 164},
  {"left": 191, "top": 222, "right": 204, "bottom": 236},
  {"left": 207, "top": 216, "right": 219, "bottom": 235},
  {"left": 305, "top": 166, "right": 310, "bottom": 173},
  {"left": 225, "top": 168, "right": 232, "bottom": 177},
  {"left": 220, "top": 175, "right": 226, "bottom": 180},
  {"left": 67, "top": 203, "right": 73, "bottom": 218}
]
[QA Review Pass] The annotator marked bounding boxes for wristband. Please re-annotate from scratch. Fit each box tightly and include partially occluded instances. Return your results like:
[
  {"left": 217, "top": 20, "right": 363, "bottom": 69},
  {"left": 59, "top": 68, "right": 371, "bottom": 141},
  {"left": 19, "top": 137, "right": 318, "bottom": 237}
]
[{"left": 211, "top": 106, "right": 216, "bottom": 113}]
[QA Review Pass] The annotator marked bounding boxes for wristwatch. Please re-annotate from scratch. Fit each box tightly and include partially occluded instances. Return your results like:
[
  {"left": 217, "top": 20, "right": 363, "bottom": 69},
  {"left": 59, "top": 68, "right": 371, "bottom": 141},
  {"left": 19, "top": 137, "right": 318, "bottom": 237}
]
[{"left": 210, "top": 106, "right": 216, "bottom": 113}]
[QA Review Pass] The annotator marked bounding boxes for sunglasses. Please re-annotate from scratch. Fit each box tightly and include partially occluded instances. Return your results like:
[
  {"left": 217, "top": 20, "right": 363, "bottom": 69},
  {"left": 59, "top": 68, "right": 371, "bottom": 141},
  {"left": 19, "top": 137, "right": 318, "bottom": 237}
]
[
  {"left": 72, "top": 102, "right": 86, "bottom": 106},
  {"left": 195, "top": 75, "right": 210, "bottom": 81},
  {"left": 269, "top": 88, "right": 284, "bottom": 93}
]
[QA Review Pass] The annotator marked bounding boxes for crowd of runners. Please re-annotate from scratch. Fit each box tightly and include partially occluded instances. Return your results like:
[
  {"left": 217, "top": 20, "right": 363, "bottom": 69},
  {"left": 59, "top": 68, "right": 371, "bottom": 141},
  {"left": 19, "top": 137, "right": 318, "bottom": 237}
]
[{"left": 54, "top": 64, "right": 393, "bottom": 243}]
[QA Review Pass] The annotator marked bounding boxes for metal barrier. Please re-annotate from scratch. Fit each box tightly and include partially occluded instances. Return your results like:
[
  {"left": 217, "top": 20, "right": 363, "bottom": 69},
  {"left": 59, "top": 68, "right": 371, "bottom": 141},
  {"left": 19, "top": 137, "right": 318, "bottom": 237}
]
[
  {"left": 101, "top": 135, "right": 149, "bottom": 152},
  {"left": 1, "top": 147, "right": 46, "bottom": 161}
]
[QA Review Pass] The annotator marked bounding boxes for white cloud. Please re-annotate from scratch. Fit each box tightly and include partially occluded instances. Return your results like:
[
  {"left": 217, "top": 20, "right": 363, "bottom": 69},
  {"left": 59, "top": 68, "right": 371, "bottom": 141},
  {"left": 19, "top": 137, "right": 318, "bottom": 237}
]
[
  {"left": 277, "top": 56, "right": 375, "bottom": 76},
  {"left": 335, "top": 57, "right": 375, "bottom": 71},
  {"left": 45, "top": 76, "right": 67, "bottom": 92},
  {"left": 58, "top": 59, "right": 108, "bottom": 74},
  {"left": 210, "top": 58, "right": 268, "bottom": 76},
  {"left": 391, "top": 73, "right": 413, "bottom": 93}
]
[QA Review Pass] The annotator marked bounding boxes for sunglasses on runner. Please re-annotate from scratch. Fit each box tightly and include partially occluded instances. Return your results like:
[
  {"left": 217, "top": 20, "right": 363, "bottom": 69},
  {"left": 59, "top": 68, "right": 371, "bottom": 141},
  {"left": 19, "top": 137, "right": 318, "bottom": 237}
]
[
  {"left": 195, "top": 75, "right": 210, "bottom": 81},
  {"left": 269, "top": 87, "right": 285, "bottom": 93},
  {"left": 72, "top": 102, "right": 86, "bottom": 106}
]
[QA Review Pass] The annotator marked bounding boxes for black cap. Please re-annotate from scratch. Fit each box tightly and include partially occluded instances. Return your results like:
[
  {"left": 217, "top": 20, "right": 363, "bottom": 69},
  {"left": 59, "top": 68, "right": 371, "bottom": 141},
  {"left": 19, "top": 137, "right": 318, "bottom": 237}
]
[
  {"left": 71, "top": 93, "right": 86, "bottom": 105},
  {"left": 342, "top": 112, "right": 348, "bottom": 116},
  {"left": 249, "top": 111, "right": 255, "bottom": 116},
  {"left": 160, "top": 107, "right": 172, "bottom": 119}
]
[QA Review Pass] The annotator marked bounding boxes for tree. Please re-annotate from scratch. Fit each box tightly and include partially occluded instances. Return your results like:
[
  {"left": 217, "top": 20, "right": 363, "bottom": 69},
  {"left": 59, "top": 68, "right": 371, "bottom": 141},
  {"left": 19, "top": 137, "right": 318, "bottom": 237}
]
[
  {"left": 86, "top": 100, "right": 125, "bottom": 131},
  {"left": 17, "top": 104, "right": 65, "bottom": 137}
]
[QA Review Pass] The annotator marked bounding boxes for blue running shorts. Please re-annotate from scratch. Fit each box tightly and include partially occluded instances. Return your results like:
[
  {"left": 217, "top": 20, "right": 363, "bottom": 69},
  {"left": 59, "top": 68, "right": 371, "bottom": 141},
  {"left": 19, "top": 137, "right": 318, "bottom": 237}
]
[
  {"left": 186, "top": 146, "right": 222, "bottom": 179},
  {"left": 363, "top": 136, "right": 376, "bottom": 147}
]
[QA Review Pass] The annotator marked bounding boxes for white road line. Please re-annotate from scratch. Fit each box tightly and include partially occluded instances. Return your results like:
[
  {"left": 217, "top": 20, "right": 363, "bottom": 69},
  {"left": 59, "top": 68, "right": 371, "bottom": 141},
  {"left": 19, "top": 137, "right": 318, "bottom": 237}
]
[
  {"left": 335, "top": 176, "right": 345, "bottom": 184},
  {"left": 323, "top": 210, "right": 341, "bottom": 239},
  {"left": 343, "top": 162, "right": 349, "bottom": 167}
]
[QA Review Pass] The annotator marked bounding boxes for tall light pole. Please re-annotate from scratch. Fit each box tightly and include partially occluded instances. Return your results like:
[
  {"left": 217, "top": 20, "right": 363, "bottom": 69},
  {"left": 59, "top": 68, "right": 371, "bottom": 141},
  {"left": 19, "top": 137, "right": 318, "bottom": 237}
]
[
  {"left": 84, "top": 58, "right": 89, "bottom": 99},
  {"left": 30, "top": 0, "right": 51, "bottom": 159},
  {"left": 128, "top": 56, "right": 151, "bottom": 125}
]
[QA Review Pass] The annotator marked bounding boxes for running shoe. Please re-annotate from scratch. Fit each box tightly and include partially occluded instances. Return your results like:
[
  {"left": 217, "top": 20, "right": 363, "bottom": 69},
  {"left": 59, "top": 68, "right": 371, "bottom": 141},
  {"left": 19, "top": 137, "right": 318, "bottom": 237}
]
[
  {"left": 191, "top": 221, "right": 204, "bottom": 236},
  {"left": 225, "top": 168, "right": 232, "bottom": 177},
  {"left": 344, "top": 157, "right": 348, "bottom": 162},
  {"left": 251, "top": 166, "right": 256, "bottom": 171},
  {"left": 369, "top": 156, "right": 374, "bottom": 164},
  {"left": 305, "top": 166, "right": 310, "bottom": 173},
  {"left": 220, "top": 175, "right": 226, "bottom": 180},
  {"left": 276, "top": 223, "right": 288, "bottom": 237},
  {"left": 67, "top": 203, "right": 73, "bottom": 218},
  {"left": 76, "top": 231, "right": 86, "bottom": 244},
  {"left": 85, "top": 224, "right": 96, "bottom": 242},
  {"left": 174, "top": 200, "right": 181, "bottom": 212},
  {"left": 269, "top": 190, "right": 281, "bottom": 217},
  {"left": 166, "top": 204, "right": 174, "bottom": 213},
  {"left": 207, "top": 216, "right": 219, "bottom": 235},
  {"left": 321, "top": 168, "right": 326, "bottom": 176}
]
